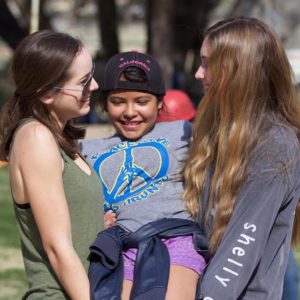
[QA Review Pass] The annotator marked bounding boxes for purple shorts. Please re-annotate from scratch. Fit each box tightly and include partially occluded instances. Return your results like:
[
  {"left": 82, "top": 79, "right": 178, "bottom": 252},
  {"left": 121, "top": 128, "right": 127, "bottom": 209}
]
[{"left": 123, "top": 235, "right": 206, "bottom": 281}]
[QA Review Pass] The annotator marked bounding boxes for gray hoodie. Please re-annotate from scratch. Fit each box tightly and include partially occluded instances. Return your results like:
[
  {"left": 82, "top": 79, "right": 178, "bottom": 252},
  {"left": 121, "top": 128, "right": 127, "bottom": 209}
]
[{"left": 197, "top": 124, "right": 300, "bottom": 300}]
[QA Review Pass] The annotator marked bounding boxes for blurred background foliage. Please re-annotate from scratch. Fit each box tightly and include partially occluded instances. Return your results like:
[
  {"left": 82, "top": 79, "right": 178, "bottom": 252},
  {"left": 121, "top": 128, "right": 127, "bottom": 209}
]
[
  {"left": 1, "top": 0, "right": 300, "bottom": 117},
  {"left": 1, "top": 1, "right": 300, "bottom": 298}
]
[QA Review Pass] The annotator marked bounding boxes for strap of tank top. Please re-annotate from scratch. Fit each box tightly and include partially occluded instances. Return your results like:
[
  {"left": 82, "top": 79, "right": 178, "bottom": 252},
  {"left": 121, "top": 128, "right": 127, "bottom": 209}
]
[
  {"left": 10, "top": 118, "right": 68, "bottom": 163},
  {"left": 9, "top": 118, "right": 36, "bottom": 153}
]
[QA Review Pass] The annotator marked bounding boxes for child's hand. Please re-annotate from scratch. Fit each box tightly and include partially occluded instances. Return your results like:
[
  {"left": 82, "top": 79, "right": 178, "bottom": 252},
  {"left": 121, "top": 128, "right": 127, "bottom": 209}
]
[{"left": 104, "top": 210, "right": 117, "bottom": 229}]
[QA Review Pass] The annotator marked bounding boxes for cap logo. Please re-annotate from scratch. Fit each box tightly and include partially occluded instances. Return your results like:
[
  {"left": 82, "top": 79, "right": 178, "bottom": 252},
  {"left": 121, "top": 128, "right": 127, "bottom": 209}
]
[{"left": 119, "top": 59, "right": 151, "bottom": 72}]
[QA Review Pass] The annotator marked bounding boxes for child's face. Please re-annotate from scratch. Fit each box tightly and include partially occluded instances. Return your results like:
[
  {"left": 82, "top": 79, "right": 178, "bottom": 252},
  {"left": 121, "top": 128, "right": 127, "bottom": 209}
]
[{"left": 107, "top": 90, "right": 162, "bottom": 140}]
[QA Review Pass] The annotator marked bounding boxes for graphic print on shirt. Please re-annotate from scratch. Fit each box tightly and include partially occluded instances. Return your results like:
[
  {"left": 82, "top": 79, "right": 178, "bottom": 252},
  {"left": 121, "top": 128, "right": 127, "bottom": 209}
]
[{"left": 92, "top": 138, "right": 170, "bottom": 212}]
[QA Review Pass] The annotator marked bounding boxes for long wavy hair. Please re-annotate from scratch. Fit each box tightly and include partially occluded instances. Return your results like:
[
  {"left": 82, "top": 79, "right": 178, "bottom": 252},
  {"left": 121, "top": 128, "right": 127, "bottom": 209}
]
[
  {"left": 183, "top": 16, "right": 300, "bottom": 253},
  {"left": 0, "top": 30, "right": 85, "bottom": 161}
]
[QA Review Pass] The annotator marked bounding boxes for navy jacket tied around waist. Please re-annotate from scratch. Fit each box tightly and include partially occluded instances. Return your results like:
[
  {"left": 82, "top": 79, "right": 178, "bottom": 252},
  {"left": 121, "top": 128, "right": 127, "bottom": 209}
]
[{"left": 88, "top": 218, "right": 209, "bottom": 300}]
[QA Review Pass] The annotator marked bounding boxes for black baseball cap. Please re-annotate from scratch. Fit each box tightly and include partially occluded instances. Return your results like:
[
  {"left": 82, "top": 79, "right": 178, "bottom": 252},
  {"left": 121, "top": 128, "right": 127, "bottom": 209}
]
[{"left": 100, "top": 51, "right": 166, "bottom": 96}]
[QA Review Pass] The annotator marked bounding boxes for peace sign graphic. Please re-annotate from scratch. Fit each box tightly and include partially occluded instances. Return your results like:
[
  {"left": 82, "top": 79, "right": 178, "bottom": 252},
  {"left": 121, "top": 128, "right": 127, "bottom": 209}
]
[{"left": 93, "top": 140, "right": 169, "bottom": 211}]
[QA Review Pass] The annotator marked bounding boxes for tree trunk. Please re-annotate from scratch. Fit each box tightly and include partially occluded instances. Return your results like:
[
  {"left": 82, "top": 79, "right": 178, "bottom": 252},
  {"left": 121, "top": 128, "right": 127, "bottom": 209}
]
[
  {"left": 147, "top": 0, "right": 175, "bottom": 89},
  {"left": 96, "top": 0, "right": 119, "bottom": 60},
  {"left": 0, "top": 0, "right": 28, "bottom": 49}
]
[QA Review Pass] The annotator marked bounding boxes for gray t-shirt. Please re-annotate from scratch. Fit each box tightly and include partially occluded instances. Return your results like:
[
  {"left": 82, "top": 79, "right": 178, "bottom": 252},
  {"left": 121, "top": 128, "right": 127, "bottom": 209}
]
[
  {"left": 198, "top": 124, "right": 300, "bottom": 300},
  {"left": 80, "top": 120, "right": 192, "bottom": 232}
]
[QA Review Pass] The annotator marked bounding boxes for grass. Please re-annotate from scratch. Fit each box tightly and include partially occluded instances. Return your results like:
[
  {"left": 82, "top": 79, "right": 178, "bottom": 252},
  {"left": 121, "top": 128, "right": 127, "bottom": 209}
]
[
  {"left": 0, "top": 166, "right": 27, "bottom": 299},
  {"left": 0, "top": 166, "right": 23, "bottom": 248},
  {"left": 1, "top": 164, "right": 300, "bottom": 299}
]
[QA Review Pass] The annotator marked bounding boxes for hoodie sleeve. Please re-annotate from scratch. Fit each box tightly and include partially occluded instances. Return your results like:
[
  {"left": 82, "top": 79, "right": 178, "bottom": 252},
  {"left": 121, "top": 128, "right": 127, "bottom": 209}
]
[{"left": 197, "top": 127, "right": 300, "bottom": 300}]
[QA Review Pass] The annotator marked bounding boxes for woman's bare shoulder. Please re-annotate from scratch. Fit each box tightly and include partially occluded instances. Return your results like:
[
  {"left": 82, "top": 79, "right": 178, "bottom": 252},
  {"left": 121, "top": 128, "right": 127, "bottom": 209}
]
[{"left": 11, "top": 120, "right": 60, "bottom": 165}]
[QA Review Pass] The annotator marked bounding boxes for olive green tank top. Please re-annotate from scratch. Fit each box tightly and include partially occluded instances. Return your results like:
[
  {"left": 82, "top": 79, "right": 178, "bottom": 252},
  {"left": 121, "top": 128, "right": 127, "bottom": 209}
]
[{"left": 12, "top": 120, "right": 104, "bottom": 299}]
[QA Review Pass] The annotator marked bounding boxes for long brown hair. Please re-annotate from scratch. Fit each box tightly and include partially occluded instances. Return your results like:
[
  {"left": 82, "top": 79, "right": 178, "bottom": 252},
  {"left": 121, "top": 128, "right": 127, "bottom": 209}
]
[
  {"left": 0, "top": 30, "right": 85, "bottom": 161},
  {"left": 183, "top": 16, "right": 300, "bottom": 253}
]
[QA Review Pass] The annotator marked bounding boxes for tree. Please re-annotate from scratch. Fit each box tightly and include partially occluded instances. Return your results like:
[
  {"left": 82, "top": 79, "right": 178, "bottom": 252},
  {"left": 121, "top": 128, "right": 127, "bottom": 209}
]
[
  {"left": 13, "top": 0, "right": 52, "bottom": 31},
  {"left": 146, "top": 0, "right": 220, "bottom": 97},
  {"left": 96, "top": 0, "right": 119, "bottom": 60},
  {"left": 0, "top": 0, "right": 27, "bottom": 49},
  {"left": 94, "top": 0, "right": 221, "bottom": 98},
  {"left": 146, "top": 0, "right": 174, "bottom": 89}
]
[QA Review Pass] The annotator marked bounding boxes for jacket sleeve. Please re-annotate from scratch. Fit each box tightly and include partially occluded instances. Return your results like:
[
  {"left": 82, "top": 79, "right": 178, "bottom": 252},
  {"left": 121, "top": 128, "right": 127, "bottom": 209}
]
[{"left": 198, "top": 129, "right": 300, "bottom": 300}]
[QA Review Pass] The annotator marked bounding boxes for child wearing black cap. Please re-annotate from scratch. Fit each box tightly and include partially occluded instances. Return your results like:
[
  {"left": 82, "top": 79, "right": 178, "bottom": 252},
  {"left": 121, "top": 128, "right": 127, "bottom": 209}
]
[{"left": 80, "top": 51, "right": 207, "bottom": 300}]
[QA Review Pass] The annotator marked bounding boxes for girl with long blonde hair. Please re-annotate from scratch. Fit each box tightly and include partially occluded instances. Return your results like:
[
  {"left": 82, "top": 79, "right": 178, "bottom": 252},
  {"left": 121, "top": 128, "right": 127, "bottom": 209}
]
[{"left": 183, "top": 16, "right": 300, "bottom": 299}]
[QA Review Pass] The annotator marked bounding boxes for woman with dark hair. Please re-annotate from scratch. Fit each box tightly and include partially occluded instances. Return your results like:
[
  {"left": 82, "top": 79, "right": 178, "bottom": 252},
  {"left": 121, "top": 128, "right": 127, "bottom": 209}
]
[
  {"left": 81, "top": 51, "right": 208, "bottom": 300},
  {"left": 183, "top": 16, "right": 300, "bottom": 299},
  {"left": 0, "top": 30, "right": 103, "bottom": 299}
]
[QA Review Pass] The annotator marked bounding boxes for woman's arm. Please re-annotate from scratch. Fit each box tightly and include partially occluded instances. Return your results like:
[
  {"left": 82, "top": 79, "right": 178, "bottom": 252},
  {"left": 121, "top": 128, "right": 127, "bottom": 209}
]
[
  {"left": 14, "top": 122, "right": 90, "bottom": 300},
  {"left": 198, "top": 130, "right": 300, "bottom": 300}
]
